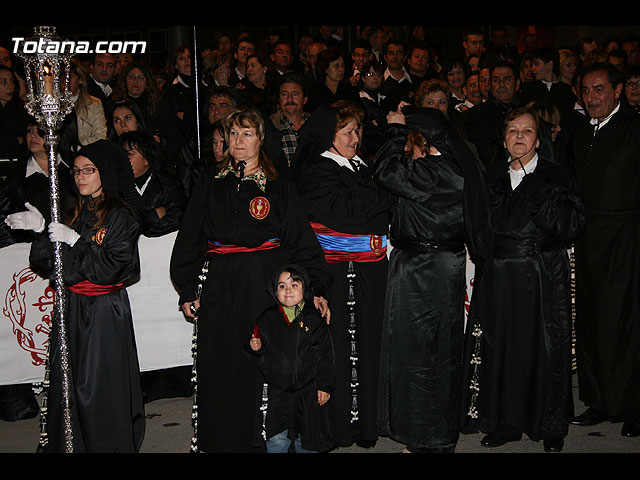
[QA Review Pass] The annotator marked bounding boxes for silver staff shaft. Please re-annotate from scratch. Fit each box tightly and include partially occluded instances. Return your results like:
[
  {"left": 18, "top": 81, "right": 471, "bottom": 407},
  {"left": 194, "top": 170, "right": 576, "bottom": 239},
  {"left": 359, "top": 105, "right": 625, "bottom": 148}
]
[
  {"left": 193, "top": 26, "right": 201, "bottom": 161},
  {"left": 44, "top": 132, "right": 73, "bottom": 452}
]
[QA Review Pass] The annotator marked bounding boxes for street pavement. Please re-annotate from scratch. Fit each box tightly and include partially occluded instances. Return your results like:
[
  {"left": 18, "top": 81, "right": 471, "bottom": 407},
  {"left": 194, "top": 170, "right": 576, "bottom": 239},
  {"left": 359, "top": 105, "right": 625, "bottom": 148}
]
[{"left": 1, "top": 374, "right": 638, "bottom": 455}]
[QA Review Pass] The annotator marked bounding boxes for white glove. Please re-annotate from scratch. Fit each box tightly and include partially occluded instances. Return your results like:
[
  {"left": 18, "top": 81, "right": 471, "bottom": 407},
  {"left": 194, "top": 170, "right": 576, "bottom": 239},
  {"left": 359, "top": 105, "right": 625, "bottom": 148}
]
[
  {"left": 48, "top": 222, "right": 80, "bottom": 247},
  {"left": 4, "top": 202, "right": 45, "bottom": 232}
]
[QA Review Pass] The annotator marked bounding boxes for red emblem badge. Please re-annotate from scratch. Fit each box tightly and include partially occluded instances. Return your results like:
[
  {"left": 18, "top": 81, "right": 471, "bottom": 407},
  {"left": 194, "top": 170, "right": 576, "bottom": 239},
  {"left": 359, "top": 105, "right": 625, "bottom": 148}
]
[
  {"left": 370, "top": 235, "right": 383, "bottom": 255},
  {"left": 93, "top": 228, "right": 108, "bottom": 245},
  {"left": 249, "top": 196, "right": 270, "bottom": 220}
]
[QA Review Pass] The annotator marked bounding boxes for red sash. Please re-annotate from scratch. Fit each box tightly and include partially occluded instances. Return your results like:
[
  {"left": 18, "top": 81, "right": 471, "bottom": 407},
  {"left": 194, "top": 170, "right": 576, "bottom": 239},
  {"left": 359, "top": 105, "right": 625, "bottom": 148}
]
[
  {"left": 67, "top": 281, "right": 124, "bottom": 296},
  {"left": 207, "top": 238, "right": 281, "bottom": 254}
]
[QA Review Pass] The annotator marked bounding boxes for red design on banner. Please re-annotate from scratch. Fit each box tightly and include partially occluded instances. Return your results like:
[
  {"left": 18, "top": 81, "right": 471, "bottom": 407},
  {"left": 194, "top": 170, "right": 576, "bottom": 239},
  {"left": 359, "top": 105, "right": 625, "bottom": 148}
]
[
  {"left": 2, "top": 267, "right": 53, "bottom": 366},
  {"left": 249, "top": 196, "right": 270, "bottom": 220},
  {"left": 464, "top": 277, "right": 475, "bottom": 316}
]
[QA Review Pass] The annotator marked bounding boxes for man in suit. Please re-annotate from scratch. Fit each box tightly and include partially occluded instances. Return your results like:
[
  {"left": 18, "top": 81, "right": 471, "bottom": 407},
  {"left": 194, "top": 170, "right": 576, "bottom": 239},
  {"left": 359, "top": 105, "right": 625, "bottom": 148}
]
[{"left": 87, "top": 53, "right": 116, "bottom": 114}]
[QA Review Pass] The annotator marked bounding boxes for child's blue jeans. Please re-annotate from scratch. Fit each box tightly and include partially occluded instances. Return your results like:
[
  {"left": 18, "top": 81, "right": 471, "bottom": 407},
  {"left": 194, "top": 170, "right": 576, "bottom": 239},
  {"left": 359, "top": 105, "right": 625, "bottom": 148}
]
[{"left": 266, "top": 429, "right": 317, "bottom": 453}]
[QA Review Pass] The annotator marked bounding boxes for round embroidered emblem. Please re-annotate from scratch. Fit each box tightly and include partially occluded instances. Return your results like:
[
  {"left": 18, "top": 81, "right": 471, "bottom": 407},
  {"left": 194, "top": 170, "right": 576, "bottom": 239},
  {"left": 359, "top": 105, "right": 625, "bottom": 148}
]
[
  {"left": 93, "top": 228, "right": 108, "bottom": 245},
  {"left": 370, "top": 235, "right": 383, "bottom": 255},
  {"left": 249, "top": 196, "right": 270, "bottom": 220}
]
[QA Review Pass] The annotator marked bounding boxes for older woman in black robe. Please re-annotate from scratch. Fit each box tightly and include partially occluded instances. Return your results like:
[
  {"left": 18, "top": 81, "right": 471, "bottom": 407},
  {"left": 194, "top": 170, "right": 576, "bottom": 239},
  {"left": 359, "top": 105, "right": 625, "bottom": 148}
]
[
  {"left": 373, "top": 108, "right": 491, "bottom": 453},
  {"left": 294, "top": 100, "right": 396, "bottom": 449},
  {"left": 461, "top": 105, "right": 586, "bottom": 452}
]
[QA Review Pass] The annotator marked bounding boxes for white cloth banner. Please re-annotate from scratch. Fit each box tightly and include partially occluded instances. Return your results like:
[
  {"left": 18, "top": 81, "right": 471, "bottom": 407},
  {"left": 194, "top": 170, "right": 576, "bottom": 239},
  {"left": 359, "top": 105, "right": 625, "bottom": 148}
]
[
  {"left": 0, "top": 232, "right": 194, "bottom": 386},
  {"left": 1, "top": 234, "right": 476, "bottom": 386}
]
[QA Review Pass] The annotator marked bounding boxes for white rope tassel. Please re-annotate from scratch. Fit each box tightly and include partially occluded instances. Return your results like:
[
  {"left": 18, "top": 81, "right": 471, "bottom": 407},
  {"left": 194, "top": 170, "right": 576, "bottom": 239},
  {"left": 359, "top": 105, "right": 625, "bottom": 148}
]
[
  {"left": 466, "top": 323, "right": 483, "bottom": 419},
  {"left": 38, "top": 342, "right": 51, "bottom": 449},
  {"left": 190, "top": 259, "right": 208, "bottom": 453},
  {"left": 347, "top": 261, "right": 359, "bottom": 423},
  {"left": 260, "top": 382, "right": 269, "bottom": 441}
]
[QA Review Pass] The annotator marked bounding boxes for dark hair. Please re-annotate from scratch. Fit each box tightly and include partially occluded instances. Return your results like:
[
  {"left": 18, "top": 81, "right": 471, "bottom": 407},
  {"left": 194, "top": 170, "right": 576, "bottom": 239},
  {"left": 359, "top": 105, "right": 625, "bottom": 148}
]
[
  {"left": 118, "top": 130, "right": 166, "bottom": 173},
  {"left": 384, "top": 39, "right": 406, "bottom": 55},
  {"left": 277, "top": 70, "right": 307, "bottom": 96},
  {"left": 351, "top": 38, "right": 371, "bottom": 53},
  {"left": 271, "top": 40, "right": 293, "bottom": 55},
  {"left": 0, "top": 65, "right": 19, "bottom": 103},
  {"left": 315, "top": 46, "right": 346, "bottom": 76},
  {"left": 112, "top": 61, "right": 161, "bottom": 118},
  {"left": 490, "top": 59, "right": 518, "bottom": 78},
  {"left": 168, "top": 44, "right": 191, "bottom": 80},
  {"left": 269, "top": 264, "right": 313, "bottom": 304},
  {"left": 66, "top": 189, "right": 125, "bottom": 231},
  {"left": 279, "top": 267, "right": 305, "bottom": 290},
  {"left": 358, "top": 60, "right": 384, "bottom": 89},
  {"left": 463, "top": 28, "right": 484, "bottom": 40},
  {"left": 624, "top": 63, "right": 640, "bottom": 82},
  {"left": 108, "top": 98, "right": 146, "bottom": 140},
  {"left": 207, "top": 85, "right": 239, "bottom": 104},
  {"left": 408, "top": 41, "right": 431, "bottom": 57},
  {"left": 246, "top": 52, "right": 272, "bottom": 71},
  {"left": 579, "top": 61, "right": 624, "bottom": 89},
  {"left": 440, "top": 58, "right": 468, "bottom": 83},
  {"left": 534, "top": 46, "right": 560, "bottom": 76},
  {"left": 608, "top": 49, "right": 628, "bottom": 64}
]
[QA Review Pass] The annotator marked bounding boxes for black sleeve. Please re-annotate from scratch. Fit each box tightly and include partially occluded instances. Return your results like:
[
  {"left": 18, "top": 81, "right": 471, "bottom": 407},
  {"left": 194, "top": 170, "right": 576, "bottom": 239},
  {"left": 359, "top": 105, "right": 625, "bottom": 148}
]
[{"left": 169, "top": 174, "right": 209, "bottom": 304}]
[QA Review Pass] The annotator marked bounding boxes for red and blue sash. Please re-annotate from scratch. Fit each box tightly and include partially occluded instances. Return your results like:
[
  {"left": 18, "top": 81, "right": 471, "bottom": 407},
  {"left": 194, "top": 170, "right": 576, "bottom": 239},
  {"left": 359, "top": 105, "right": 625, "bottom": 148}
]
[{"left": 310, "top": 222, "right": 386, "bottom": 263}]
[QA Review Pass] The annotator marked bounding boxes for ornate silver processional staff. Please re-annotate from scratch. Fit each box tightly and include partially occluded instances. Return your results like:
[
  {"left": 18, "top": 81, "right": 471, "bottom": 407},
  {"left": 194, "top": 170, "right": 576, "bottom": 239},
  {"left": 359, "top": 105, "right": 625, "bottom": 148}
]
[{"left": 15, "top": 26, "right": 76, "bottom": 453}]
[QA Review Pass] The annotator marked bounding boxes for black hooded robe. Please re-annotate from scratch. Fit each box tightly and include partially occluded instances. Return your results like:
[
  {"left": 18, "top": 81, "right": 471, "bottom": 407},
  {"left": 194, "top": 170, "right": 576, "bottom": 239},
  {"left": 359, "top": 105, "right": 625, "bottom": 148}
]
[
  {"left": 461, "top": 156, "right": 586, "bottom": 442},
  {"left": 374, "top": 111, "right": 491, "bottom": 450},
  {"left": 249, "top": 265, "right": 335, "bottom": 452},
  {"left": 169, "top": 165, "right": 331, "bottom": 453},
  {"left": 296, "top": 105, "right": 396, "bottom": 447},
  {"left": 28, "top": 141, "right": 145, "bottom": 453}
]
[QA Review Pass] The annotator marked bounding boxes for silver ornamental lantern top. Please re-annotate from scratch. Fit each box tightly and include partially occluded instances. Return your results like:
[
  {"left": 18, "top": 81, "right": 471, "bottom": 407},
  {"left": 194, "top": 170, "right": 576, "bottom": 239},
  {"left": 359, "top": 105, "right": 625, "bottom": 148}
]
[{"left": 14, "top": 26, "right": 75, "bottom": 132}]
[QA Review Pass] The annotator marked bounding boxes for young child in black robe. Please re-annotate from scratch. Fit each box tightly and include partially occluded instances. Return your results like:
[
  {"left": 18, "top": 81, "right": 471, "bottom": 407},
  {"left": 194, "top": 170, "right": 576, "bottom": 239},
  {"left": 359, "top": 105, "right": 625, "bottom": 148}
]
[{"left": 248, "top": 264, "right": 335, "bottom": 453}]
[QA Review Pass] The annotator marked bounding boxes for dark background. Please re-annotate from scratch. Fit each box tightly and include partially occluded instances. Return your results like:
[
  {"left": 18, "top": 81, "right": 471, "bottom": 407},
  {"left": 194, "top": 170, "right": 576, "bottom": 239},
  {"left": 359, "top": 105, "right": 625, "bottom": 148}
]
[{"left": 2, "top": 25, "right": 638, "bottom": 72}]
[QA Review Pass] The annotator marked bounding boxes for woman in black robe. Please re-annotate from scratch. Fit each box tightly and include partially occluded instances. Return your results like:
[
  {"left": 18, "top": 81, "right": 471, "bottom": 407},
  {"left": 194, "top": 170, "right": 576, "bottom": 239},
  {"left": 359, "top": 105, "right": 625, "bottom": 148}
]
[
  {"left": 6, "top": 140, "right": 145, "bottom": 452},
  {"left": 119, "top": 130, "right": 186, "bottom": 238},
  {"left": 295, "top": 100, "right": 396, "bottom": 449},
  {"left": 169, "top": 107, "right": 331, "bottom": 453},
  {"left": 461, "top": 105, "right": 586, "bottom": 452},
  {"left": 373, "top": 107, "right": 491, "bottom": 453}
]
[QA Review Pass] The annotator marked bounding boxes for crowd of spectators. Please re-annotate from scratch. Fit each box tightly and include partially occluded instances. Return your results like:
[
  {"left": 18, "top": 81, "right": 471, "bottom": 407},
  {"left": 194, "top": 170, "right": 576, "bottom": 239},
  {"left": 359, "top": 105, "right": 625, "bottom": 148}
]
[
  {"left": 1, "top": 26, "right": 640, "bottom": 450},
  {"left": 1, "top": 26, "right": 639, "bottom": 247}
]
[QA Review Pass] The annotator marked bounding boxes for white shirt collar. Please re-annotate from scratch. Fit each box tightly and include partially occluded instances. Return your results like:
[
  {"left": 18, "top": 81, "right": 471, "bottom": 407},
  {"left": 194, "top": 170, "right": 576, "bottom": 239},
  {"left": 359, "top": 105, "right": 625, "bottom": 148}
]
[
  {"left": 590, "top": 101, "right": 620, "bottom": 130},
  {"left": 359, "top": 90, "right": 386, "bottom": 103},
  {"left": 383, "top": 67, "right": 412, "bottom": 83},
  {"left": 508, "top": 153, "right": 538, "bottom": 190},
  {"left": 321, "top": 150, "right": 365, "bottom": 172},
  {"left": 135, "top": 172, "right": 153, "bottom": 196},
  {"left": 91, "top": 75, "right": 112, "bottom": 96},
  {"left": 26, "top": 154, "right": 66, "bottom": 178},
  {"left": 172, "top": 75, "right": 191, "bottom": 89},
  {"left": 541, "top": 79, "right": 555, "bottom": 91}
]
